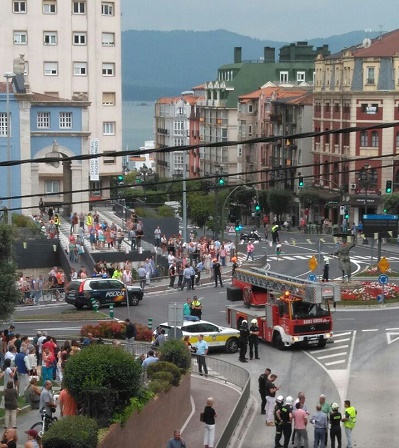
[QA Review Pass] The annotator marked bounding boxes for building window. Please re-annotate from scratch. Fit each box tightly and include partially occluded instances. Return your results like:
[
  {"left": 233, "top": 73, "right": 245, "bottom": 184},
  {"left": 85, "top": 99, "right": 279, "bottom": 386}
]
[
  {"left": 73, "top": 33, "right": 86, "bottom": 45},
  {"left": 334, "top": 103, "right": 340, "bottom": 113},
  {"left": 43, "top": 1, "right": 56, "bottom": 13},
  {"left": 103, "top": 152, "right": 116, "bottom": 164},
  {"left": 73, "top": 62, "right": 87, "bottom": 76},
  {"left": 396, "top": 131, "right": 399, "bottom": 148},
  {"left": 45, "top": 180, "right": 60, "bottom": 194},
  {"left": 297, "top": 71, "right": 306, "bottom": 82},
  {"left": 371, "top": 131, "right": 379, "bottom": 147},
  {"left": 360, "top": 131, "right": 368, "bottom": 147},
  {"left": 366, "top": 67, "right": 375, "bottom": 84},
  {"left": 72, "top": 1, "right": 86, "bottom": 14},
  {"left": 14, "top": 31, "right": 27, "bottom": 44},
  {"left": 102, "top": 63, "right": 115, "bottom": 76},
  {"left": 44, "top": 62, "right": 58, "bottom": 76},
  {"left": 248, "top": 104, "right": 253, "bottom": 113},
  {"left": 103, "top": 122, "right": 115, "bottom": 135},
  {"left": 37, "top": 112, "right": 50, "bottom": 129},
  {"left": 101, "top": 2, "right": 114, "bottom": 15},
  {"left": 0, "top": 113, "right": 10, "bottom": 137},
  {"left": 101, "top": 32, "right": 115, "bottom": 46},
  {"left": 280, "top": 71, "right": 289, "bottom": 83},
  {"left": 13, "top": 1, "right": 26, "bottom": 13},
  {"left": 43, "top": 32, "right": 57, "bottom": 45},
  {"left": 102, "top": 92, "right": 115, "bottom": 106},
  {"left": 59, "top": 112, "right": 72, "bottom": 128}
]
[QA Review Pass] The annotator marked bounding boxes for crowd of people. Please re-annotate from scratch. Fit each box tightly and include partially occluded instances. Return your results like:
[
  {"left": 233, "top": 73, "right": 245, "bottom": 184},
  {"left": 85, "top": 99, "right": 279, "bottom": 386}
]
[{"left": 256, "top": 367, "right": 357, "bottom": 448}]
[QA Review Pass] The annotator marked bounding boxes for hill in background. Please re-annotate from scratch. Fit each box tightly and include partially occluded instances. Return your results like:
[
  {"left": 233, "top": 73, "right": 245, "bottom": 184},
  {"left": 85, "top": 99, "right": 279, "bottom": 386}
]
[{"left": 122, "top": 29, "right": 382, "bottom": 100}]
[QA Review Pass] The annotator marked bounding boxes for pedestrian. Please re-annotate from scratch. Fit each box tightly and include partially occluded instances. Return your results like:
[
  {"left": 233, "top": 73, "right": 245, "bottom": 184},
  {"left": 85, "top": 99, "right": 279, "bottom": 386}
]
[
  {"left": 4, "top": 381, "right": 18, "bottom": 429},
  {"left": 276, "top": 242, "right": 282, "bottom": 259},
  {"left": 181, "top": 264, "right": 193, "bottom": 291},
  {"left": 191, "top": 296, "right": 202, "bottom": 320},
  {"left": 24, "top": 429, "right": 41, "bottom": 448},
  {"left": 322, "top": 256, "right": 330, "bottom": 282},
  {"left": 166, "top": 429, "right": 186, "bottom": 448},
  {"left": 265, "top": 374, "right": 279, "bottom": 426},
  {"left": 39, "top": 198, "right": 45, "bottom": 216},
  {"left": 24, "top": 377, "right": 40, "bottom": 410},
  {"left": 195, "top": 335, "right": 208, "bottom": 376},
  {"left": 195, "top": 259, "right": 204, "bottom": 285},
  {"left": 293, "top": 402, "right": 309, "bottom": 448},
  {"left": 142, "top": 350, "right": 159, "bottom": 369},
  {"left": 319, "top": 394, "right": 332, "bottom": 446},
  {"left": 169, "top": 261, "right": 177, "bottom": 289},
  {"left": 277, "top": 395, "right": 293, "bottom": 448},
  {"left": 183, "top": 298, "right": 198, "bottom": 321},
  {"left": 125, "top": 319, "right": 136, "bottom": 344},
  {"left": 291, "top": 392, "right": 308, "bottom": 444},
  {"left": 274, "top": 395, "right": 285, "bottom": 448},
  {"left": 258, "top": 367, "right": 271, "bottom": 415},
  {"left": 310, "top": 404, "right": 328, "bottom": 448},
  {"left": 271, "top": 224, "right": 279, "bottom": 243},
  {"left": 219, "top": 244, "right": 227, "bottom": 266},
  {"left": 341, "top": 400, "right": 357, "bottom": 448},
  {"left": 231, "top": 257, "right": 238, "bottom": 277},
  {"left": 248, "top": 319, "right": 260, "bottom": 360},
  {"left": 238, "top": 320, "right": 249, "bottom": 363},
  {"left": 202, "top": 397, "right": 217, "bottom": 448},
  {"left": 137, "top": 264, "right": 146, "bottom": 290},
  {"left": 152, "top": 329, "right": 166, "bottom": 348},
  {"left": 0, "top": 428, "right": 17, "bottom": 448},
  {"left": 14, "top": 349, "right": 29, "bottom": 397},
  {"left": 59, "top": 385, "right": 78, "bottom": 417},
  {"left": 329, "top": 402, "right": 342, "bottom": 448},
  {"left": 245, "top": 242, "right": 254, "bottom": 261},
  {"left": 154, "top": 225, "right": 162, "bottom": 248},
  {"left": 212, "top": 259, "right": 223, "bottom": 288}
]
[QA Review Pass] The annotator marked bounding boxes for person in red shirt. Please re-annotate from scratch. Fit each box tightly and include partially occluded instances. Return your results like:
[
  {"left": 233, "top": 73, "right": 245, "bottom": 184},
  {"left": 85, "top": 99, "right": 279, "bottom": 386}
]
[
  {"left": 293, "top": 402, "right": 309, "bottom": 448},
  {"left": 59, "top": 386, "right": 78, "bottom": 417}
]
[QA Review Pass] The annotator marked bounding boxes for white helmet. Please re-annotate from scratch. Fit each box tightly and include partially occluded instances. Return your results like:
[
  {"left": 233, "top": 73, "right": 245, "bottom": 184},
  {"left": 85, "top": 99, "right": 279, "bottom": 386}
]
[
  {"left": 331, "top": 402, "right": 339, "bottom": 410},
  {"left": 285, "top": 396, "right": 293, "bottom": 405},
  {"left": 251, "top": 318, "right": 258, "bottom": 324},
  {"left": 276, "top": 395, "right": 284, "bottom": 403},
  {"left": 242, "top": 320, "right": 247, "bottom": 324}
]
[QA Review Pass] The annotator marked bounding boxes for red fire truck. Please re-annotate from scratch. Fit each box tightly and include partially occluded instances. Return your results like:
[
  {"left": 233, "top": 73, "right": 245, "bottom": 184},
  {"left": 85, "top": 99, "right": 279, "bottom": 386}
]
[{"left": 226, "top": 267, "right": 340, "bottom": 349}]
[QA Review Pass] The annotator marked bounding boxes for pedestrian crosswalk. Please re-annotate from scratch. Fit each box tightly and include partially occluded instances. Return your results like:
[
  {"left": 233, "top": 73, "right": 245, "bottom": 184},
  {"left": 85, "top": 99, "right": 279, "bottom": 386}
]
[{"left": 256, "top": 253, "right": 399, "bottom": 263}]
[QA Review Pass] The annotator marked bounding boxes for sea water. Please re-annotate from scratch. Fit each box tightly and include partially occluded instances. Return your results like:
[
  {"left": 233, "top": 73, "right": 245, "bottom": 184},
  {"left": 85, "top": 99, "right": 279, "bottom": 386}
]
[{"left": 122, "top": 101, "right": 155, "bottom": 150}]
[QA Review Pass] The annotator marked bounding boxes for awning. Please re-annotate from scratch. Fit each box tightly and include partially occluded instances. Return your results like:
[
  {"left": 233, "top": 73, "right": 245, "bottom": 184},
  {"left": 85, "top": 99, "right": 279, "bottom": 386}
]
[
  {"left": 303, "top": 187, "right": 341, "bottom": 201},
  {"left": 347, "top": 195, "right": 381, "bottom": 207}
]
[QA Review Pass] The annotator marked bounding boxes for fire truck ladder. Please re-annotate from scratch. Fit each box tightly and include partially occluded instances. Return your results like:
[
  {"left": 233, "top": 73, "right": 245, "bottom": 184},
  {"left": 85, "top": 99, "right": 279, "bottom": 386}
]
[{"left": 234, "top": 267, "right": 319, "bottom": 300}]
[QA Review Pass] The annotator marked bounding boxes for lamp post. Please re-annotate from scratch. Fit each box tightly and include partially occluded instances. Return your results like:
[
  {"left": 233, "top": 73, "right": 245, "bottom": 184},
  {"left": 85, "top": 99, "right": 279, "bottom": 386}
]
[{"left": 4, "top": 72, "right": 15, "bottom": 225}]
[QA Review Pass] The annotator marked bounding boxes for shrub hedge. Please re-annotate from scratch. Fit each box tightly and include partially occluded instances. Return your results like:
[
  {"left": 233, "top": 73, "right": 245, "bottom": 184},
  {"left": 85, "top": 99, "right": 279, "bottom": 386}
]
[
  {"left": 147, "top": 361, "right": 181, "bottom": 387},
  {"left": 63, "top": 344, "right": 142, "bottom": 426},
  {"left": 158, "top": 339, "right": 192, "bottom": 374},
  {"left": 81, "top": 321, "right": 152, "bottom": 341},
  {"left": 42, "top": 416, "right": 98, "bottom": 448}
]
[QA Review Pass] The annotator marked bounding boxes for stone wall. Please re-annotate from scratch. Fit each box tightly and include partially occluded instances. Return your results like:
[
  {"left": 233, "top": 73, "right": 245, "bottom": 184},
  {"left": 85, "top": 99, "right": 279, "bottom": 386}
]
[{"left": 98, "top": 374, "right": 191, "bottom": 448}]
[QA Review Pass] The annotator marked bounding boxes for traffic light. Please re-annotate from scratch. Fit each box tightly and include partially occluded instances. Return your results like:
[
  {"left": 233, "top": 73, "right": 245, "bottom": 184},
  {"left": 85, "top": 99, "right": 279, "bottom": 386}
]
[
  {"left": 235, "top": 220, "right": 240, "bottom": 232},
  {"left": 255, "top": 203, "right": 261, "bottom": 216},
  {"left": 344, "top": 207, "right": 349, "bottom": 220},
  {"left": 386, "top": 180, "right": 392, "bottom": 194},
  {"left": 135, "top": 177, "right": 142, "bottom": 184},
  {"left": 218, "top": 177, "right": 225, "bottom": 186},
  {"left": 298, "top": 177, "right": 304, "bottom": 187},
  {"left": 117, "top": 174, "right": 124, "bottom": 184}
]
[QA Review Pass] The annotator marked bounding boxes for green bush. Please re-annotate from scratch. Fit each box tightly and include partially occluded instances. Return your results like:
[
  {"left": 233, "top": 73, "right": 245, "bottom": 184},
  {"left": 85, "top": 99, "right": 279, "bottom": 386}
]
[
  {"left": 148, "top": 378, "right": 171, "bottom": 395},
  {"left": 113, "top": 388, "right": 154, "bottom": 426},
  {"left": 63, "top": 345, "right": 142, "bottom": 426},
  {"left": 42, "top": 416, "right": 98, "bottom": 448},
  {"left": 147, "top": 361, "right": 181, "bottom": 387},
  {"left": 158, "top": 339, "right": 192, "bottom": 374}
]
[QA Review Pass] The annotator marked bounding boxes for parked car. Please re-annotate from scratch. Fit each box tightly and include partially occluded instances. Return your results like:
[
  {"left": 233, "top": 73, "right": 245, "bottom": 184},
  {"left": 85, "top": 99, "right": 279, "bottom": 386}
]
[
  {"left": 154, "top": 319, "right": 240, "bottom": 353},
  {"left": 66, "top": 278, "right": 143, "bottom": 310}
]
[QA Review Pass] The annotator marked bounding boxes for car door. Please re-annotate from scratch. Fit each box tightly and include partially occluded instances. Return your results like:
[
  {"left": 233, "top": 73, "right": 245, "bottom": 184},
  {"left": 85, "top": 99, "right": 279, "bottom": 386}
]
[
  {"left": 107, "top": 280, "right": 126, "bottom": 304},
  {"left": 200, "top": 323, "right": 221, "bottom": 348}
]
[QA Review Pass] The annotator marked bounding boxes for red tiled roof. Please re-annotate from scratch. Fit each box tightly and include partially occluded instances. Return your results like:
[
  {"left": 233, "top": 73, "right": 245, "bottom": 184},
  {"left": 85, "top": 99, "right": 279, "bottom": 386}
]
[{"left": 353, "top": 29, "right": 399, "bottom": 57}]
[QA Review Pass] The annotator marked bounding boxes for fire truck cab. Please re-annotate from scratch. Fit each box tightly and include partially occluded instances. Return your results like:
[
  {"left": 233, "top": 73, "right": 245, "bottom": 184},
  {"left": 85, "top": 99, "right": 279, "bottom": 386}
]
[{"left": 226, "top": 267, "right": 340, "bottom": 349}]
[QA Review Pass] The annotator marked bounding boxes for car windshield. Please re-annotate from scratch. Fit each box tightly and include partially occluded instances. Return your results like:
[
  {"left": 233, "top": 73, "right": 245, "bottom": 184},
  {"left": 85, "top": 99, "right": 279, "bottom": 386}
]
[{"left": 291, "top": 301, "right": 330, "bottom": 319}]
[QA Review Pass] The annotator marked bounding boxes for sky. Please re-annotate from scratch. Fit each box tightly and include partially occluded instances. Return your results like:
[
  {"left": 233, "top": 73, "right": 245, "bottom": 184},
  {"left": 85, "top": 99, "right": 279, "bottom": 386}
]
[{"left": 121, "top": 0, "right": 397, "bottom": 42}]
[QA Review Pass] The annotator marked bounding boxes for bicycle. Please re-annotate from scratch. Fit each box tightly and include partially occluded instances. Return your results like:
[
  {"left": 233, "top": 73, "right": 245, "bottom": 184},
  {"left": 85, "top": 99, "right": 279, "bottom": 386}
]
[{"left": 30, "top": 409, "right": 58, "bottom": 436}]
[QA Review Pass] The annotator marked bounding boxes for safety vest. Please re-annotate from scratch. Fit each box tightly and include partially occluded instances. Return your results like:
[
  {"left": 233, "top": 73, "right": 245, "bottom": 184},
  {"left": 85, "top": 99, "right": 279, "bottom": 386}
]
[
  {"left": 344, "top": 406, "right": 357, "bottom": 428},
  {"left": 54, "top": 216, "right": 60, "bottom": 226},
  {"left": 86, "top": 215, "right": 93, "bottom": 226}
]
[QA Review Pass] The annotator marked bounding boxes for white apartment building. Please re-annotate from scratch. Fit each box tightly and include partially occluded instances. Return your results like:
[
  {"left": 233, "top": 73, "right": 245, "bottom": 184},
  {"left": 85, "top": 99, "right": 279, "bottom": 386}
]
[{"left": 0, "top": 0, "right": 122, "bottom": 208}]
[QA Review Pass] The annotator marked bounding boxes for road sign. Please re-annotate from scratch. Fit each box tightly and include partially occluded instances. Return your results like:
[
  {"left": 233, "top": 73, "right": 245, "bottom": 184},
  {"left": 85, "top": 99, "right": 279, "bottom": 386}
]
[
  {"left": 378, "top": 274, "right": 389, "bottom": 285},
  {"left": 308, "top": 273, "right": 317, "bottom": 282},
  {"left": 363, "top": 214, "right": 399, "bottom": 237},
  {"left": 377, "top": 257, "right": 390, "bottom": 273},
  {"left": 227, "top": 226, "right": 235, "bottom": 233},
  {"left": 308, "top": 255, "right": 318, "bottom": 271}
]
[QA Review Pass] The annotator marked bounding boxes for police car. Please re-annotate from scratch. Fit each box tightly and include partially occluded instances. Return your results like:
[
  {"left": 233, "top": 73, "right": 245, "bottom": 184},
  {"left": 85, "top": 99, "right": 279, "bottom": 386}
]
[
  {"left": 66, "top": 278, "right": 143, "bottom": 310},
  {"left": 154, "top": 320, "right": 240, "bottom": 353}
]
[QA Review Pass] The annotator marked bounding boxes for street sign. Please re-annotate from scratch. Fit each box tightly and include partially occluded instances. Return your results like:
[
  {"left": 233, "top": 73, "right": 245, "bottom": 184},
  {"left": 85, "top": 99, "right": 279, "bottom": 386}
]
[
  {"left": 363, "top": 214, "right": 399, "bottom": 237},
  {"left": 308, "top": 255, "right": 318, "bottom": 272},
  {"left": 308, "top": 273, "right": 317, "bottom": 282},
  {"left": 377, "top": 257, "right": 390, "bottom": 273},
  {"left": 378, "top": 274, "right": 389, "bottom": 285}
]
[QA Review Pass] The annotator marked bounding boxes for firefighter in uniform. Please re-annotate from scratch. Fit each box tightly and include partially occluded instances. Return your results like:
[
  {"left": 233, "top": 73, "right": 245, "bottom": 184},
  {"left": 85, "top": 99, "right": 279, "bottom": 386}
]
[
  {"left": 329, "top": 402, "right": 342, "bottom": 448},
  {"left": 274, "top": 395, "right": 284, "bottom": 448},
  {"left": 248, "top": 318, "right": 260, "bottom": 360},
  {"left": 238, "top": 320, "right": 249, "bottom": 363},
  {"left": 277, "top": 396, "right": 293, "bottom": 448}
]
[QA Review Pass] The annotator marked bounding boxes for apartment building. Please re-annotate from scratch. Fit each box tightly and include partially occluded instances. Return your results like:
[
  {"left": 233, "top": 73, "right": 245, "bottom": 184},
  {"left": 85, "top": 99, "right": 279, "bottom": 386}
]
[
  {"left": 313, "top": 29, "right": 399, "bottom": 224},
  {"left": 0, "top": 0, "right": 122, "bottom": 211},
  {"left": 198, "top": 43, "right": 329, "bottom": 181}
]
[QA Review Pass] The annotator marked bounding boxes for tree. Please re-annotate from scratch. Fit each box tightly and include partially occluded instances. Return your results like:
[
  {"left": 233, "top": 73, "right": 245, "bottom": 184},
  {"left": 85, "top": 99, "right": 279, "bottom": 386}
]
[
  {"left": 298, "top": 190, "right": 322, "bottom": 208},
  {"left": 188, "top": 193, "right": 213, "bottom": 231},
  {"left": 0, "top": 224, "right": 19, "bottom": 321},
  {"left": 383, "top": 193, "right": 399, "bottom": 214},
  {"left": 267, "top": 189, "right": 293, "bottom": 216}
]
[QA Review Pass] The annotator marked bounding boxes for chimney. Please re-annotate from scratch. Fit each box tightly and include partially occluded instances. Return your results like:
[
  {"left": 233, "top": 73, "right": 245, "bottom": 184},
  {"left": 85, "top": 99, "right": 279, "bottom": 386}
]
[
  {"left": 234, "top": 47, "right": 242, "bottom": 64},
  {"left": 264, "top": 47, "right": 275, "bottom": 63}
]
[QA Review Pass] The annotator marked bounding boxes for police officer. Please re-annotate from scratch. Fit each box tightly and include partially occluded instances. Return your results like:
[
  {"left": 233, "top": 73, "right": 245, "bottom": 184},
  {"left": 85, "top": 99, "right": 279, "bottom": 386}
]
[
  {"left": 249, "top": 318, "right": 260, "bottom": 360},
  {"left": 329, "top": 402, "right": 342, "bottom": 448},
  {"left": 238, "top": 320, "right": 249, "bottom": 363},
  {"left": 322, "top": 256, "right": 330, "bottom": 282},
  {"left": 191, "top": 296, "right": 202, "bottom": 320}
]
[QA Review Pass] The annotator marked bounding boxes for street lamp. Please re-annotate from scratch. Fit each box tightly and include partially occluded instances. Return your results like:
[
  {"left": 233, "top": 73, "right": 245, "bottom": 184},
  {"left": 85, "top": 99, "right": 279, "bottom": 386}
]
[{"left": 4, "top": 72, "right": 15, "bottom": 225}]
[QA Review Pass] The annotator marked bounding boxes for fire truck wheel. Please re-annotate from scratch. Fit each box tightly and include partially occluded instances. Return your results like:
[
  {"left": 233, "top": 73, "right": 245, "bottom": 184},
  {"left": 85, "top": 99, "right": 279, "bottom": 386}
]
[
  {"left": 225, "top": 337, "right": 239, "bottom": 354},
  {"left": 273, "top": 332, "right": 286, "bottom": 351},
  {"left": 318, "top": 338, "right": 327, "bottom": 348}
]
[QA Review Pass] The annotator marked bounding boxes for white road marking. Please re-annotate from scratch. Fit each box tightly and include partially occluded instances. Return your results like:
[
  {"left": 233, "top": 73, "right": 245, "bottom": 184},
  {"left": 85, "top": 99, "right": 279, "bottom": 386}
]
[
  {"left": 334, "top": 331, "right": 353, "bottom": 336},
  {"left": 332, "top": 337, "right": 350, "bottom": 343},
  {"left": 317, "top": 352, "right": 348, "bottom": 360},
  {"left": 313, "top": 344, "right": 349, "bottom": 353},
  {"left": 386, "top": 328, "right": 399, "bottom": 331},
  {"left": 325, "top": 360, "right": 346, "bottom": 366},
  {"left": 386, "top": 333, "right": 399, "bottom": 345},
  {"left": 361, "top": 329, "right": 378, "bottom": 332}
]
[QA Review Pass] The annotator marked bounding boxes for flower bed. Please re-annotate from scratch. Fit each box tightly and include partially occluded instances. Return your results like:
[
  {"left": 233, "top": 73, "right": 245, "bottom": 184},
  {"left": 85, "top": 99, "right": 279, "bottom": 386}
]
[
  {"left": 341, "top": 281, "right": 399, "bottom": 301},
  {"left": 81, "top": 321, "right": 153, "bottom": 341}
]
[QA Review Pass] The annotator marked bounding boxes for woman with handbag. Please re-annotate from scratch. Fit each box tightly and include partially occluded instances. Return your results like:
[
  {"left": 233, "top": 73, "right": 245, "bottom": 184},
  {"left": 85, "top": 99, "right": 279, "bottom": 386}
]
[{"left": 203, "top": 397, "right": 217, "bottom": 448}]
